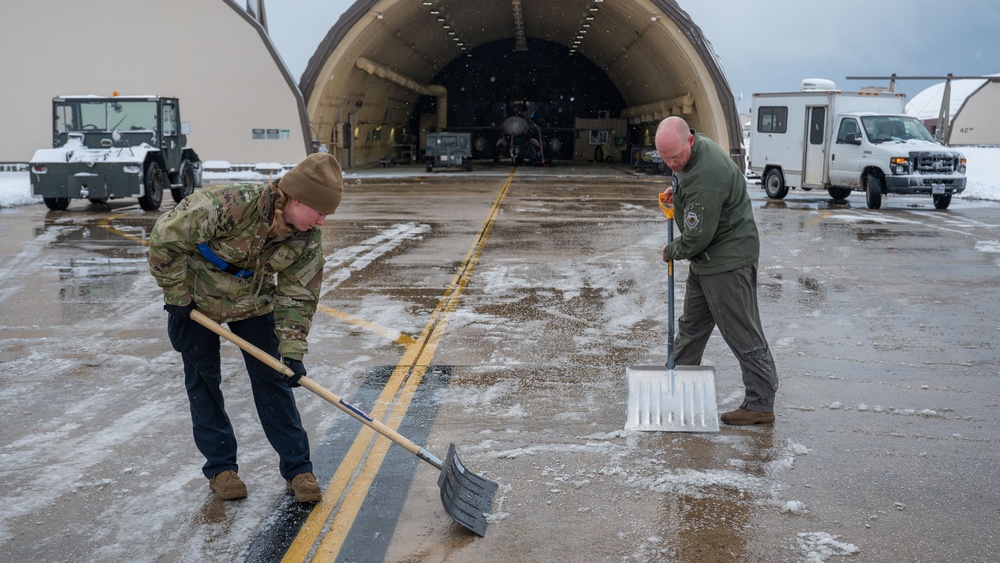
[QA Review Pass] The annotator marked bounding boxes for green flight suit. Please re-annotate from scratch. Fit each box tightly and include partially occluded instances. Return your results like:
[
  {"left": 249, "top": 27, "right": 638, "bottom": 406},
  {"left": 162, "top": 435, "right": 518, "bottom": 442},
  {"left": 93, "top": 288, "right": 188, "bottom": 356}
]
[{"left": 663, "top": 132, "right": 778, "bottom": 412}]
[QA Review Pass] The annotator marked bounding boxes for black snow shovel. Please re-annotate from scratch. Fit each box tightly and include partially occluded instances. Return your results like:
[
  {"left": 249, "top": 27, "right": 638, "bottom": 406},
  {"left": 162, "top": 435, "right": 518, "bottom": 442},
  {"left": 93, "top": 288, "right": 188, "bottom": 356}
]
[
  {"left": 624, "top": 194, "right": 719, "bottom": 432},
  {"left": 189, "top": 310, "right": 498, "bottom": 537}
]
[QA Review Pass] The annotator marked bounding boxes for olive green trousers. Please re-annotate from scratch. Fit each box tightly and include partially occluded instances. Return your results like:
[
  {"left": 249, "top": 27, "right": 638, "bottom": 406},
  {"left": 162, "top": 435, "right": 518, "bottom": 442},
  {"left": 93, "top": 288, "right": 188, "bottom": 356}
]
[{"left": 673, "top": 264, "right": 778, "bottom": 412}]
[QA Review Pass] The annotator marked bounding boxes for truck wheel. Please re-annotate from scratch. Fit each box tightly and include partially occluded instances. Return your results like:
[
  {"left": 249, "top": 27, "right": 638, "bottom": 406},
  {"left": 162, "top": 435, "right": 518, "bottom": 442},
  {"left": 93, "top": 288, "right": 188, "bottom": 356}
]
[
  {"left": 865, "top": 172, "right": 883, "bottom": 210},
  {"left": 43, "top": 197, "right": 70, "bottom": 211},
  {"left": 139, "top": 162, "right": 165, "bottom": 211},
  {"left": 933, "top": 193, "right": 952, "bottom": 210},
  {"left": 171, "top": 162, "right": 196, "bottom": 203},
  {"left": 827, "top": 187, "right": 851, "bottom": 201},
  {"left": 764, "top": 169, "right": 788, "bottom": 199}
]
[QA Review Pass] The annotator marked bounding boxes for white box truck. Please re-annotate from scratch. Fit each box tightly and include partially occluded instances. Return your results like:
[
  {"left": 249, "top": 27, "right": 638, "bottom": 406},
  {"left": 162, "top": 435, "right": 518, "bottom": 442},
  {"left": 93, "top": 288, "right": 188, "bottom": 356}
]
[{"left": 748, "top": 80, "right": 967, "bottom": 209}]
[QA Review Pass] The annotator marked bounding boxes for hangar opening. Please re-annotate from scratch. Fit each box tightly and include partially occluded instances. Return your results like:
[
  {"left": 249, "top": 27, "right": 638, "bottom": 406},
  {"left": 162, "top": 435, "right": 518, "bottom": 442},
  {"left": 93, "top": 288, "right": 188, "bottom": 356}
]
[
  {"left": 302, "top": 0, "right": 742, "bottom": 170},
  {"left": 409, "top": 38, "right": 626, "bottom": 164}
]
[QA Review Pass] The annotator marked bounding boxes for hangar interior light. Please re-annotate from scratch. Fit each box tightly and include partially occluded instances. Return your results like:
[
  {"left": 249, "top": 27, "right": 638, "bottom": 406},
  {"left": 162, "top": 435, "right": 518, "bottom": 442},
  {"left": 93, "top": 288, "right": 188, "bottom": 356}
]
[
  {"left": 570, "top": 5, "right": 601, "bottom": 54},
  {"left": 512, "top": 0, "right": 527, "bottom": 51},
  {"left": 422, "top": 1, "right": 468, "bottom": 53}
]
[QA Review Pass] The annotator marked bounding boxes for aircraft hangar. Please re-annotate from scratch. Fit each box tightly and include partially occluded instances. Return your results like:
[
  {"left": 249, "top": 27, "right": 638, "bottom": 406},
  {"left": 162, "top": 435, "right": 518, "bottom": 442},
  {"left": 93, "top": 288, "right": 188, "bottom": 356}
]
[
  {"left": 299, "top": 0, "right": 742, "bottom": 169},
  {"left": 0, "top": 0, "right": 742, "bottom": 171}
]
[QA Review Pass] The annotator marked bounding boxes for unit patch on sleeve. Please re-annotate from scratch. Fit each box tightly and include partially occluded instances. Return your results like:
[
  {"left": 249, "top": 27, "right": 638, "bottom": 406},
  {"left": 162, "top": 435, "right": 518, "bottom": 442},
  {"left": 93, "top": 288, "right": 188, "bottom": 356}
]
[{"left": 684, "top": 203, "right": 703, "bottom": 234}]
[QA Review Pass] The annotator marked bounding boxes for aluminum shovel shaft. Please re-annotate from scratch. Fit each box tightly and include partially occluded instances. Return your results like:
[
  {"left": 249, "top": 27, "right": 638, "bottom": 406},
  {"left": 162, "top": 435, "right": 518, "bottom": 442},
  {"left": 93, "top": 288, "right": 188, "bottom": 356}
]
[
  {"left": 659, "top": 194, "right": 675, "bottom": 370},
  {"left": 624, "top": 194, "right": 719, "bottom": 433},
  {"left": 188, "top": 310, "right": 498, "bottom": 536}
]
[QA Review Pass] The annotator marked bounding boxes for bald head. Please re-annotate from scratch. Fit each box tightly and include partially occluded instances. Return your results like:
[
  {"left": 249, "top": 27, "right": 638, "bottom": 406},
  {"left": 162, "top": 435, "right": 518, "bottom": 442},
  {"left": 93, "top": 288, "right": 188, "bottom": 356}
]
[{"left": 655, "top": 116, "right": 694, "bottom": 172}]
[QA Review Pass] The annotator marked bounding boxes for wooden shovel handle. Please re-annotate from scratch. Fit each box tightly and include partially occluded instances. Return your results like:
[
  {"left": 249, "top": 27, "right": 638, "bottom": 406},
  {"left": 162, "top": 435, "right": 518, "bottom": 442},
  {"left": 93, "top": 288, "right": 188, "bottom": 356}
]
[{"left": 188, "top": 310, "right": 442, "bottom": 468}]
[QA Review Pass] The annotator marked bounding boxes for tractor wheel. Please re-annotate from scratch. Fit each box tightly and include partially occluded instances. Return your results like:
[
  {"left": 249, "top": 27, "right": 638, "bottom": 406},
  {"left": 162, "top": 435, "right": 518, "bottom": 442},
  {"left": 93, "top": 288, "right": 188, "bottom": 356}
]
[
  {"left": 139, "top": 162, "right": 165, "bottom": 211},
  {"left": 44, "top": 197, "right": 70, "bottom": 211},
  {"left": 171, "top": 161, "right": 196, "bottom": 203}
]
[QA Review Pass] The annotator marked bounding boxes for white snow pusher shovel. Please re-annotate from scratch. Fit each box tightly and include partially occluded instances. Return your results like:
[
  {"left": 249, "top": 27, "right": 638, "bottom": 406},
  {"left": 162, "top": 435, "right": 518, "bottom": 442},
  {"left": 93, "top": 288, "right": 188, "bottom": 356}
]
[
  {"left": 190, "top": 310, "right": 498, "bottom": 537},
  {"left": 625, "top": 194, "right": 720, "bottom": 432}
]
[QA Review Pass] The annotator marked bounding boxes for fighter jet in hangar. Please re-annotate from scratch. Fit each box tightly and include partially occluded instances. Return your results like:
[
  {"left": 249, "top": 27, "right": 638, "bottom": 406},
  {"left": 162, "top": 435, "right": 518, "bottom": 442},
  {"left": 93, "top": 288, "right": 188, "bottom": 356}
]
[{"left": 494, "top": 102, "right": 549, "bottom": 166}]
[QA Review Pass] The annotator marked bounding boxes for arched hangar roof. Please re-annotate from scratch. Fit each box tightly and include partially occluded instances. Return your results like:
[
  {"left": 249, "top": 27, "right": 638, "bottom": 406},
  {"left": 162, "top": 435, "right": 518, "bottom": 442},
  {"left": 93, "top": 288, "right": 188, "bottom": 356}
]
[
  {"left": 907, "top": 73, "right": 1000, "bottom": 146},
  {"left": 300, "top": 0, "right": 741, "bottom": 168}
]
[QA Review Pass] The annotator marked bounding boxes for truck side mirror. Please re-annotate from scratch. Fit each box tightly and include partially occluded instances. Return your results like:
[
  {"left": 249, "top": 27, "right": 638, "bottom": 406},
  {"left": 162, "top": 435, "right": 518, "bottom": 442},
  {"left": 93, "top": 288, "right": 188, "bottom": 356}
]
[
  {"left": 181, "top": 121, "right": 191, "bottom": 135},
  {"left": 845, "top": 132, "right": 862, "bottom": 145}
]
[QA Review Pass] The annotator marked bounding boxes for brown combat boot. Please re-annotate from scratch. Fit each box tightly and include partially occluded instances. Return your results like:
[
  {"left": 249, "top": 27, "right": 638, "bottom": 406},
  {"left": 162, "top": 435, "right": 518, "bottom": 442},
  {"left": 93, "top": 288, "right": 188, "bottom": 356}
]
[
  {"left": 286, "top": 472, "right": 322, "bottom": 503},
  {"left": 209, "top": 470, "right": 248, "bottom": 500},
  {"left": 720, "top": 407, "right": 775, "bottom": 426}
]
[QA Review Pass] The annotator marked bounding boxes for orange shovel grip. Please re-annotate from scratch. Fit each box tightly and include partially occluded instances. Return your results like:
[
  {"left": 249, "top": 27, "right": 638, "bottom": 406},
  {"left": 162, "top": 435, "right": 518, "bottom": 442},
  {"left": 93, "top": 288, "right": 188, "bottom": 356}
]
[{"left": 658, "top": 192, "right": 674, "bottom": 220}]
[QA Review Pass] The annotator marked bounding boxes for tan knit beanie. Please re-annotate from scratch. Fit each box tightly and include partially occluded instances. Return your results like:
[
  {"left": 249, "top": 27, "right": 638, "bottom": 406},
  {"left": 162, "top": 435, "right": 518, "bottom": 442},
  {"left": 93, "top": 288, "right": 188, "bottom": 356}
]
[{"left": 279, "top": 152, "right": 343, "bottom": 215}]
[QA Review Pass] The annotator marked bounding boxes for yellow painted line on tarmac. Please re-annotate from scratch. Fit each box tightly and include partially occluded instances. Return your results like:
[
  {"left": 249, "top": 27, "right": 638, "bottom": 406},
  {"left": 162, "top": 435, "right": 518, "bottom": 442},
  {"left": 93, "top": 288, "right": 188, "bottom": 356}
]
[
  {"left": 282, "top": 169, "right": 517, "bottom": 562},
  {"left": 96, "top": 195, "right": 502, "bottom": 559},
  {"left": 98, "top": 214, "right": 149, "bottom": 246},
  {"left": 809, "top": 210, "right": 832, "bottom": 226},
  {"left": 317, "top": 304, "right": 415, "bottom": 346}
]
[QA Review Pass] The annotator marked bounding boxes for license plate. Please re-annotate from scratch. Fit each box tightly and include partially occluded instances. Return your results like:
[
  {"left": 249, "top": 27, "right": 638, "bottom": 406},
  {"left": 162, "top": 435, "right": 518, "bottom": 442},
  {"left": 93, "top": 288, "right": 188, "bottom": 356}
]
[{"left": 932, "top": 184, "right": 945, "bottom": 194}]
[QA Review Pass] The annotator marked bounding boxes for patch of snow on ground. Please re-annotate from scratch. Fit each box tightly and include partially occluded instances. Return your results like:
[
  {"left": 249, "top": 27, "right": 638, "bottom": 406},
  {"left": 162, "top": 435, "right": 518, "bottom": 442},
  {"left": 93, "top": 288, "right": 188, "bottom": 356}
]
[
  {"left": 975, "top": 240, "right": 1000, "bottom": 253},
  {"left": 796, "top": 531, "right": 861, "bottom": 561}
]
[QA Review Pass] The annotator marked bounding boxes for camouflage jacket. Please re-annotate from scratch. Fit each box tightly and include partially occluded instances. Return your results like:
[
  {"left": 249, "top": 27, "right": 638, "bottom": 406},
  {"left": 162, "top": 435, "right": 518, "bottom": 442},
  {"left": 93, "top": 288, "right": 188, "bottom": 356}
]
[{"left": 148, "top": 183, "right": 325, "bottom": 360}]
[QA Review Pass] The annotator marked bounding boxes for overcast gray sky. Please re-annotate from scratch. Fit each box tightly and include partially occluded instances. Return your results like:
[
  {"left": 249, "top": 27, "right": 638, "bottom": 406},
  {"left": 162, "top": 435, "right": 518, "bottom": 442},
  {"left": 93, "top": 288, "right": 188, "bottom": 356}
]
[{"left": 267, "top": 0, "right": 1000, "bottom": 113}]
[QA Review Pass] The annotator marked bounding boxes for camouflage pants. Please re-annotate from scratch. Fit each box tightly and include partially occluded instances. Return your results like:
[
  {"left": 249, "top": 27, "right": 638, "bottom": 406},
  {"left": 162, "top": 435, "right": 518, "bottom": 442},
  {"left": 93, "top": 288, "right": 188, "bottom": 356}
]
[{"left": 673, "top": 264, "right": 779, "bottom": 412}]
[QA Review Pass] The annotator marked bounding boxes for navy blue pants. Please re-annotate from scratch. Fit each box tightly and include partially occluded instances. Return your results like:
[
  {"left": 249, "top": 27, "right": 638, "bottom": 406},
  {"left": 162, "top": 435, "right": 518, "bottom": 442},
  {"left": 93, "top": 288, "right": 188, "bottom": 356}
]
[{"left": 167, "top": 312, "right": 312, "bottom": 480}]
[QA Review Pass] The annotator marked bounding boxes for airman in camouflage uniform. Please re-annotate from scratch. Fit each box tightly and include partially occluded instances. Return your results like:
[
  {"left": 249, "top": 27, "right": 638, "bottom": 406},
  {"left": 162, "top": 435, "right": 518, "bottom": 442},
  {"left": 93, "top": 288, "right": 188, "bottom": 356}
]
[{"left": 148, "top": 152, "right": 344, "bottom": 502}]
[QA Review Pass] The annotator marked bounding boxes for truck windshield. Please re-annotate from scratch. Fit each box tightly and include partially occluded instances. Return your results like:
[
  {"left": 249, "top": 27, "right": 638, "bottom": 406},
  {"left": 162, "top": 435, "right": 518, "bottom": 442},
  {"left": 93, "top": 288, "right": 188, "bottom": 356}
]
[
  {"left": 55, "top": 99, "right": 158, "bottom": 133},
  {"left": 861, "top": 116, "right": 936, "bottom": 144}
]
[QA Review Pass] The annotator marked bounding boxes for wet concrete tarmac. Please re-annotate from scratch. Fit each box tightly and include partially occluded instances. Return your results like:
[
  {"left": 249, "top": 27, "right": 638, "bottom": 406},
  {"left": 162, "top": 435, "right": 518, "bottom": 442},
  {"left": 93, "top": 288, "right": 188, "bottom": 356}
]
[{"left": 1, "top": 164, "right": 998, "bottom": 562}]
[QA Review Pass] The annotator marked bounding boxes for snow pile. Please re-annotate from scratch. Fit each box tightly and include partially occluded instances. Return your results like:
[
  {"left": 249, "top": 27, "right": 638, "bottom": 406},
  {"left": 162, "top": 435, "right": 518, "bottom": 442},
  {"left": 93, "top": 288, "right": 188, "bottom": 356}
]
[
  {"left": 959, "top": 147, "right": 1000, "bottom": 201},
  {"left": 0, "top": 171, "right": 39, "bottom": 207},
  {"left": 779, "top": 500, "right": 809, "bottom": 515},
  {"left": 796, "top": 531, "right": 861, "bottom": 561},
  {"left": 202, "top": 160, "right": 289, "bottom": 179}
]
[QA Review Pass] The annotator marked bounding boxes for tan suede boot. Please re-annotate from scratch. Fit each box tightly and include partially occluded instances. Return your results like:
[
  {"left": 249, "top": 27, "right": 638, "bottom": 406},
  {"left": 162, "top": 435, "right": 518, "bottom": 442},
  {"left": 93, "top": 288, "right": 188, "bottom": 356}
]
[
  {"left": 209, "top": 470, "right": 248, "bottom": 500},
  {"left": 286, "top": 472, "right": 322, "bottom": 503}
]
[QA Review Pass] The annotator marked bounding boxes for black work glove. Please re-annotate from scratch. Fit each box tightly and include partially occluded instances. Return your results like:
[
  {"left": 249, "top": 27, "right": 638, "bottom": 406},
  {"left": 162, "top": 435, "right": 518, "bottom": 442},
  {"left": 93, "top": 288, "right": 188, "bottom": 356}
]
[
  {"left": 164, "top": 301, "right": 197, "bottom": 319},
  {"left": 282, "top": 358, "right": 306, "bottom": 388}
]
